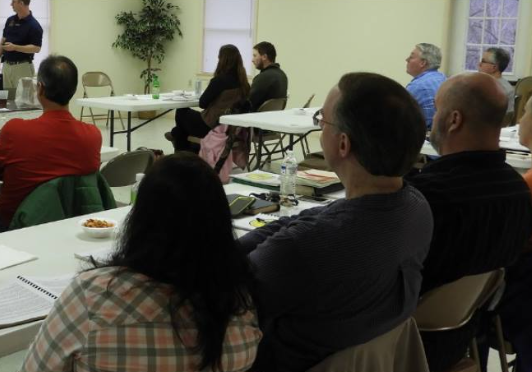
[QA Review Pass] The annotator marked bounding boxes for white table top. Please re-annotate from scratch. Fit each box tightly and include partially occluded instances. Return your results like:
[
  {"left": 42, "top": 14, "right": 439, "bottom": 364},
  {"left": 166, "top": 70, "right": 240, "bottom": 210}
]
[
  {"left": 100, "top": 146, "right": 120, "bottom": 163},
  {"left": 76, "top": 94, "right": 199, "bottom": 112},
  {"left": 220, "top": 107, "right": 319, "bottom": 135},
  {"left": 421, "top": 140, "right": 531, "bottom": 171}
]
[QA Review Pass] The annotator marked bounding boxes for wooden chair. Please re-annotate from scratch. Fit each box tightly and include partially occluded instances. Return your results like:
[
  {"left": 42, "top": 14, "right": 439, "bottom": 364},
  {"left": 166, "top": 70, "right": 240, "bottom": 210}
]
[
  {"left": 513, "top": 76, "right": 532, "bottom": 125},
  {"left": 414, "top": 269, "right": 505, "bottom": 372},
  {"left": 80, "top": 72, "right": 125, "bottom": 129}
]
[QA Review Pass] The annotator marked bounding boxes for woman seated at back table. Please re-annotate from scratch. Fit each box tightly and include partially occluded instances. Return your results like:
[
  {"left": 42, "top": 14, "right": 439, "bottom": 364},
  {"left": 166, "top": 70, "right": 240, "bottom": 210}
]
[
  {"left": 166, "top": 44, "right": 250, "bottom": 153},
  {"left": 20, "top": 153, "right": 262, "bottom": 372}
]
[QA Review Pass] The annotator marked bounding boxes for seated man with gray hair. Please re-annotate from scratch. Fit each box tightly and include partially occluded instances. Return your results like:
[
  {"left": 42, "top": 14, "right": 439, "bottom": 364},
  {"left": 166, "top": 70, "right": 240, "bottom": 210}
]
[
  {"left": 405, "top": 43, "right": 446, "bottom": 130},
  {"left": 478, "top": 47, "right": 514, "bottom": 118}
]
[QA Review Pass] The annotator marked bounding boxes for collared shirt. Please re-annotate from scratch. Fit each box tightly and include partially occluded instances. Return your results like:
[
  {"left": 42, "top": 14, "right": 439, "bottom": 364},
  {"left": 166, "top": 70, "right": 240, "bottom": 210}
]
[
  {"left": 1, "top": 12, "right": 43, "bottom": 62},
  {"left": 20, "top": 267, "right": 262, "bottom": 372},
  {"left": 406, "top": 69, "right": 446, "bottom": 130},
  {"left": 497, "top": 77, "right": 515, "bottom": 113},
  {"left": 407, "top": 150, "right": 532, "bottom": 294}
]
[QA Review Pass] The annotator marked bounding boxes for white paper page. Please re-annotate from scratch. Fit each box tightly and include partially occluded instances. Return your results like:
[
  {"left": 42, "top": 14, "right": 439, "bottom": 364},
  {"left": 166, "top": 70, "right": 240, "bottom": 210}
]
[
  {"left": 0, "top": 279, "right": 55, "bottom": 328},
  {"left": 23, "top": 274, "right": 75, "bottom": 298},
  {"left": 74, "top": 247, "right": 113, "bottom": 265},
  {"left": 0, "top": 245, "right": 37, "bottom": 271}
]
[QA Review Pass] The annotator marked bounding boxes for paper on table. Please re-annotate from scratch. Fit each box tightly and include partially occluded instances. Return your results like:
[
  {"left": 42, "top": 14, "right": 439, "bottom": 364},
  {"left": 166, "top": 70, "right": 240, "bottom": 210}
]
[
  {"left": 74, "top": 246, "right": 114, "bottom": 265},
  {"left": 233, "top": 213, "right": 280, "bottom": 231},
  {"left": 0, "top": 244, "right": 37, "bottom": 271},
  {"left": 0, "top": 273, "right": 74, "bottom": 328}
]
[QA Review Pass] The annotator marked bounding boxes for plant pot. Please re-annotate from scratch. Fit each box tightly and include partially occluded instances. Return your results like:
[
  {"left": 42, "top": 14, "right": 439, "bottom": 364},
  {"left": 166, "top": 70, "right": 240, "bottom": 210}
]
[{"left": 138, "top": 110, "right": 157, "bottom": 120}]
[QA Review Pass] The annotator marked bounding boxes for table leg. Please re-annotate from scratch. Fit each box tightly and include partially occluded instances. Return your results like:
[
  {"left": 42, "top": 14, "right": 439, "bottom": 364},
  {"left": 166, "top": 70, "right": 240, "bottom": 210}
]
[
  {"left": 127, "top": 112, "right": 132, "bottom": 152},
  {"left": 257, "top": 129, "right": 263, "bottom": 170},
  {"left": 289, "top": 134, "right": 294, "bottom": 151},
  {"left": 110, "top": 110, "right": 115, "bottom": 147}
]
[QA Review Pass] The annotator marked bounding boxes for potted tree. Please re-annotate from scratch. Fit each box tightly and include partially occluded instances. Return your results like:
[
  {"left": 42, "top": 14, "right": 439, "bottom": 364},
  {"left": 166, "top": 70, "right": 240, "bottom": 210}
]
[{"left": 113, "top": 0, "right": 182, "bottom": 118}]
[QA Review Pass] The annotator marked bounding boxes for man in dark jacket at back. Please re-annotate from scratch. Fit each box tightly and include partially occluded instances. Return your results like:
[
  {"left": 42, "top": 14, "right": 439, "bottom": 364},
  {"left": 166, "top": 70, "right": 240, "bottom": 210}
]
[{"left": 250, "top": 41, "right": 288, "bottom": 111}]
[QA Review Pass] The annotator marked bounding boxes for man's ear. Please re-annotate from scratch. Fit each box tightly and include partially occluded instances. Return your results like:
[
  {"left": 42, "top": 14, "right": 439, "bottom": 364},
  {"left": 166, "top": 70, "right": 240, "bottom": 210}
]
[
  {"left": 448, "top": 110, "right": 463, "bottom": 133},
  {"left": 338, "top": 133, "right": 351, "bottom": 158}
]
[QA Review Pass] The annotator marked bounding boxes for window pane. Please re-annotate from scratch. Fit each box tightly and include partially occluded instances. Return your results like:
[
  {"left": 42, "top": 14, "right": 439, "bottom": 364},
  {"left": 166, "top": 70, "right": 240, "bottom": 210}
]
[
  {"left": 502, "top": 0, "right": 519, "bottom": 18},
  {"left": 204, "top": 0, "right": 252, "bottom": 30},
  {"left": 469, "top": 0, "right": 486, "bottom": 17},
  {"left": 467, "top": 19, "right": 484, "bottom": 44},
  {"left": 203, "top": 30, "right": 253, "bottom": 74},
  {"left": 486, "top": 0, "right": 503, "bottom": 17},
  {"left": 500, "top": 19, "right": 517, "bottom": 45},
  {"left": 466, "top": 46, "right": 481, "bottom": 71},
  {"left": 483, "top": 19, "right": 500, "bottom": 44}
]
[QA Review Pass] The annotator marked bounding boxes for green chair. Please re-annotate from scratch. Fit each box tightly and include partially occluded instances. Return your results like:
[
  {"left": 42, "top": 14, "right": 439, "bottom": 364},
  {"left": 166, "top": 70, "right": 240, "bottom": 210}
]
[{"left": 9, "top": 172, "right": 117, "bottom": 230}]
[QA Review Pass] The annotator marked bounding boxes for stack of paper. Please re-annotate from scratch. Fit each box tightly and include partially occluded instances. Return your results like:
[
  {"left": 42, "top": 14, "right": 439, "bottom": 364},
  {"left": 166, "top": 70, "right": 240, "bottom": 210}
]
[{"left": 0, "top": 245, "right": 37, "bottom": 270}]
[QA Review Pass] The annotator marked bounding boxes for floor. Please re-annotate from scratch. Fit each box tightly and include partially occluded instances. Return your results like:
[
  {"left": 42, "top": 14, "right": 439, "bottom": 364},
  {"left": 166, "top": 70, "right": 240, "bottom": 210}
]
[{"left": 0, "top": 114, "right": 508, "bottom": 372}]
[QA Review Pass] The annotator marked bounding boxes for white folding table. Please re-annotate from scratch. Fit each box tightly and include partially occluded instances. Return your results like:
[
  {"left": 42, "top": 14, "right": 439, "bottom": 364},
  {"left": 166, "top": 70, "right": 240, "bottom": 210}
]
[
  {"left": 219, "top": 108, "right": 320, "bottom": 169},
  {"left": 76, "top": 94, "right": 199, "bottom": 151}
]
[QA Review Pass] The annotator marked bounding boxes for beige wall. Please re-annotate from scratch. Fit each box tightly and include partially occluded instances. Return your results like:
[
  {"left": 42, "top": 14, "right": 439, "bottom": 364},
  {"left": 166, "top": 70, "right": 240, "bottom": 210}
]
[
  {"left": 50, "top": 0, "right": 452, "bottom": 112},
  {"left": 50, "top": 0, "right": 145, "bottom": 114}
]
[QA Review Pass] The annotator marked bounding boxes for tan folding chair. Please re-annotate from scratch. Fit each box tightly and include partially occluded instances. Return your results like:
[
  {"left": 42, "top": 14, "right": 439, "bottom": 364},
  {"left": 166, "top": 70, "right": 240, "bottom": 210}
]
[
  {"left": 414, "top": 269, "right": 505, "bottom": 372},
  {"left": 100, "top": 149, "right": 155, "bottom": 187},
  {"left": 248, "top": 97, "right": 288, "bottom": 169},
  {"left": 513, "top": 76, "right": 532, "bottom": 125},
  {"left": 80, "top": 71, "right": 125, "bottom": 129},
  {"left": 306, "top": 317, "right": 429, "bottom": 372}
]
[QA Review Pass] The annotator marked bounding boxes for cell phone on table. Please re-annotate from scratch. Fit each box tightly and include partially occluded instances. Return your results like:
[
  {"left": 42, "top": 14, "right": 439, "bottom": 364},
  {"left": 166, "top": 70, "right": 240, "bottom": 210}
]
[{"left": 229, "top": 196, "right": 255, "bottom": 217}]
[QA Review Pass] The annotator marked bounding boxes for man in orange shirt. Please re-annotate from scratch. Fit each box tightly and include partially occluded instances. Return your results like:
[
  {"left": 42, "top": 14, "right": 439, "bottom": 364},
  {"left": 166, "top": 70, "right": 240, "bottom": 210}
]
[{"left": 0, "top": 55, "right": 101, "bottom": 228}]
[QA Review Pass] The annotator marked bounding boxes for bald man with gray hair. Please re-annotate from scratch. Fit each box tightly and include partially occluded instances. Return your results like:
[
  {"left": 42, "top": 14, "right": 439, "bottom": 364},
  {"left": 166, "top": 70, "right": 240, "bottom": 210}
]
[
  {"left": 406, "top": 72, "right": 532, "bottom": 371},
  {"left": 405, "top": 43, "right": 446, "bottom": 130}
]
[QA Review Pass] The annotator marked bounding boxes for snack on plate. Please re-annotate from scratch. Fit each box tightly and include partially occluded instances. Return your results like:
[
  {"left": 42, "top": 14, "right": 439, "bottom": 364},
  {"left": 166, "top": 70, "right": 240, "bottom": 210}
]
[{"left": 83, "top": 218, "right": 115, "bottom": 228}]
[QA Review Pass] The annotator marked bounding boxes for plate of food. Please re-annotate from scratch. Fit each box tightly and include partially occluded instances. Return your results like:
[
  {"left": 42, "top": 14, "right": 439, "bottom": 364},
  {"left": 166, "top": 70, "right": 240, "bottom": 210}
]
[{"left": 79, "top": 217, "right": 118, "bottom": 238}]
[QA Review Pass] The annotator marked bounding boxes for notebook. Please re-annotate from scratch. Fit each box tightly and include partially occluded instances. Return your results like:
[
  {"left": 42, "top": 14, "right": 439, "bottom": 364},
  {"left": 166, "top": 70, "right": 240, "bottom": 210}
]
[{"left": 0, "top": 274, "right": 74, "bottom": 328}]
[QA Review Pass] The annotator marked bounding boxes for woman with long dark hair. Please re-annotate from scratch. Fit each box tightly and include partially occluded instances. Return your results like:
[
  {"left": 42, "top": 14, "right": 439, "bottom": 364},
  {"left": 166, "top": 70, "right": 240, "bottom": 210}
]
[
  {"left": 166, "top": 44, "right": 250, "bottom": 152},
  {"left": 21, "top": 153, "right": 261, "bottom": 372}
]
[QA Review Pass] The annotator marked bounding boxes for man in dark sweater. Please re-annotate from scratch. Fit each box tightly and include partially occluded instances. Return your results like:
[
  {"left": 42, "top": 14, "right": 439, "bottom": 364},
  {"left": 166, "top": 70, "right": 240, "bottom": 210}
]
[
  {"left": 249, "top": 41, "right": 288, "bottom": 111},
  {"left": 406, "top": 72, "right": 532, "bottom": 371},
  {"left": 239, "top": 73, "right": 433, "bottom": 372}
]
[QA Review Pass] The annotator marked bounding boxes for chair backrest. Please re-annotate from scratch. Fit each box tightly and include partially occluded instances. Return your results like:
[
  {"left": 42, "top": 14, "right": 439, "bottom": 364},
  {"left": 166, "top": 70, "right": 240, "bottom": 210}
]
[
  {"left": 100, "top": 149, "right": 155, "bottom": 187},
  {"left": 306, "top": 318, "right": 429, "bottom": 372},
  {"left": 514, "top": 76, "right": 532, "bottom": 124},
  {"left": 303, "top": 94, "right": 315, "bottom": 109},
  {"left": 258, "top": 97, "right": 287, "bottom": 112},
  {"left": 9, "top": 172, "right": 117, "bottom": 230},
  {"left": 82, "top": 71, "right": 116, "bottom": 97},
  {"left": 414, "top": 269, "right": 505, "bottom": 331}
]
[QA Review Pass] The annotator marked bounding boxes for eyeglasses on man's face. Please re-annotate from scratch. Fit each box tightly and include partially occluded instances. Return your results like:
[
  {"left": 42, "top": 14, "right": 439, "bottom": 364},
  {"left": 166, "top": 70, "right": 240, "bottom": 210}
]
[
  {"left": 313, "top": 109, "right": 336, "bottom": 128},
  {"left": 479, "top": 59, "right": 496, "bottom": 65}
]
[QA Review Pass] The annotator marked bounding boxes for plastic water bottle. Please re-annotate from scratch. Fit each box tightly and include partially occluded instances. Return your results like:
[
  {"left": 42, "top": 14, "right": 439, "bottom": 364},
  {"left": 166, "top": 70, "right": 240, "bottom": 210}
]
[
  {"left": 280, "top": 150, "right": 298, "bottom": 207},
  {"left": 152, "top": 74, "right": 160, "bottom": 99},
  {"left": 194, "top": 79, "right": 202, "bottom": 96},
  {"left": 130, "top": 173, "right": 145, "bottom": 205}
]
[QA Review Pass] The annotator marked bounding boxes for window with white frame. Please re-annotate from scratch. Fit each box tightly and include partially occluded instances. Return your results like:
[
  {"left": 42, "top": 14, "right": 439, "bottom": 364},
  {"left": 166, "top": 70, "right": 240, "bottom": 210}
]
[
  {"left": 449, "top": 0, "right": 530, "bottom": 80},
  {"left": 465, "top": 0, "right": 519, "bottom": 73},
  {"left": 202, "top": 0, "right": 256, "bottom": 75},
  {"left": 0, "top": 0, "right": 50, "bottom": 71}
]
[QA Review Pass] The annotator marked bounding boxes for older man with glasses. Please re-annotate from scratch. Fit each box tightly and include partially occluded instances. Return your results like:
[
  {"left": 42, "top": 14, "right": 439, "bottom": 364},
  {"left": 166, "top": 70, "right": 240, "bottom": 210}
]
[
  {"left": 478, "top": 47, "right": 514, "bottom": 119},
  {"left": 405, "top": 43, "right": 446, "bottom": 130},
  {"left": 240, "top": 72, "right": 433, "bottom": 372}
]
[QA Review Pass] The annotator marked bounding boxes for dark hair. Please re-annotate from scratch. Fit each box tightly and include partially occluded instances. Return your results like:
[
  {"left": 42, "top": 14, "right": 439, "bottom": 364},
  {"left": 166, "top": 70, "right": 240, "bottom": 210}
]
[
  {"left": 99, "top": 153, "right": 254, "bottom": 371},
  {"left": 334, "top": 72, "right": 426, "bottom": 176},
  {"left": 19, "top": 0, "right": 30, "bottom": 5},
  {"left": 215, "top": 44, "right": 250, "bottom": 98},
  {"left": 37, "top": 55, "right": 78, "bottom": 106},
  {"left": 445, "top": 75, "right": 508, "bottom": 129},
  {"left": 253, "top": 41, "right": 277, "bottom": 63},
  {"left": 486, "top": 47, "right": 510, "bottom": 72}
]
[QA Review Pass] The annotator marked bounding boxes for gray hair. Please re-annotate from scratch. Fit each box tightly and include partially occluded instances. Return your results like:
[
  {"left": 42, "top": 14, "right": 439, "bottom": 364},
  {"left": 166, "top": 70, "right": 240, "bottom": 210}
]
[
  {"left": 485, "top": 47, "right": 510, "bottom": 72},
  {"left": 416, "top": 43, "right": 442, "bottom": 70}
]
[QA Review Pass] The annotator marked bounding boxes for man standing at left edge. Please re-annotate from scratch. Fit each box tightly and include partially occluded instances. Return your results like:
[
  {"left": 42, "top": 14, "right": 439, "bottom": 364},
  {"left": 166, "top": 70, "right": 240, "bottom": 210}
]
[{"left": 0, "top": 0, "right": 43, "bottom": 89}]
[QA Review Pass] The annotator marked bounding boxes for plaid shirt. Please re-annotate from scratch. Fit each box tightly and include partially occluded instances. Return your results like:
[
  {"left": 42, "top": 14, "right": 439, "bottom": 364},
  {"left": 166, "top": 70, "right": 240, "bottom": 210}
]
[
  {"left": 406, "top": 69, "right": 446, "bottom": 130},
  {"left": 20, "top": 267, "right": 261, "bottom": 372}
]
